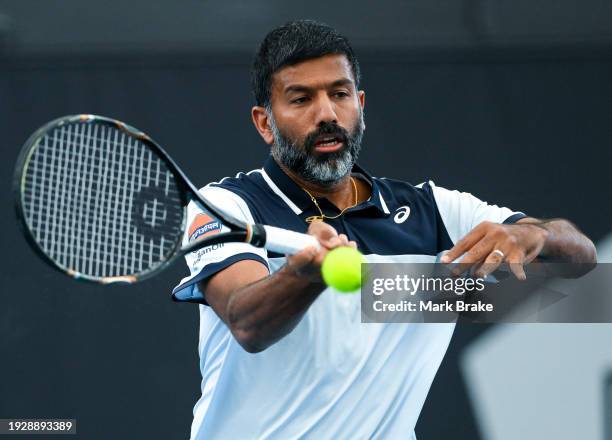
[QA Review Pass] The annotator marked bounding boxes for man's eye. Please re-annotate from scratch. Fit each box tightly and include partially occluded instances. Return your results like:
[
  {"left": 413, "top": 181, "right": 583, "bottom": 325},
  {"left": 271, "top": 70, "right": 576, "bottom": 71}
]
[
  {"left": 333, "top": 91, "right": 349, "bottom": 98},
  {"left": 291, "top": 97, "right": 308, "bottom": 104}
]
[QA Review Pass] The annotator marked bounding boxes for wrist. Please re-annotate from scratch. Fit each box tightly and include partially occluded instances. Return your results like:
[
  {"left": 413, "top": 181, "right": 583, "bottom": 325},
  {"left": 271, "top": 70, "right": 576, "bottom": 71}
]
[
  {"left": 519, "top": 222, "right": 551, "bottom": 255},
  {"left": 524, "top": 221, "right": 550, "bottom": 238},
  {"left": 278, "top": 262, "right": 326, "bottom": 289}
]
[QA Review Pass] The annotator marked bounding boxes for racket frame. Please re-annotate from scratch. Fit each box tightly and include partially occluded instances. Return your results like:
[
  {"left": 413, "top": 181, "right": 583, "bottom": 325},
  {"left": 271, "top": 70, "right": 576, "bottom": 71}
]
[{"left": 14, "top": 115, "right": 267, "bottom": 284}]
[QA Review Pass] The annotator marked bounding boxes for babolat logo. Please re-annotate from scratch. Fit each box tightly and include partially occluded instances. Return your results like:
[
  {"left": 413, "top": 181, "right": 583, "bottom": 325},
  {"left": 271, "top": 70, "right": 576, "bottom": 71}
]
[{"left": 188, "top": 214, "right": 222, "bottom": 241}]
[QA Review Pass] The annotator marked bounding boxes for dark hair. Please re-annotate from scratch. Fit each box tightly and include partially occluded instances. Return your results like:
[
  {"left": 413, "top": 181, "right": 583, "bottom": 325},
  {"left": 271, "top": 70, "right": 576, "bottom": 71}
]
[{"left": 251, "top": 20, "right": 361, "bottom": 107}]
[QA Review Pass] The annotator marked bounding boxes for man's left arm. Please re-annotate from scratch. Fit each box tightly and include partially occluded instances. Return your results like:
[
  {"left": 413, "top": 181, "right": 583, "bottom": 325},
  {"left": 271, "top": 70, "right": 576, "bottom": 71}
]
[
  {"left": 516, "top": 217, "right": 597, "bottom": 263},
  {"left": 440, "top": 217, "right": 597, "bottom": 279}
]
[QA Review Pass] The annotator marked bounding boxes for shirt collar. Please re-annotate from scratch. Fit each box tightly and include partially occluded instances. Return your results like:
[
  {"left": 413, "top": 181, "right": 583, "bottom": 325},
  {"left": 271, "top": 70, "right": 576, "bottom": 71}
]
[{"left": 261, "top": 156, "right": 391, "bottom": 217}]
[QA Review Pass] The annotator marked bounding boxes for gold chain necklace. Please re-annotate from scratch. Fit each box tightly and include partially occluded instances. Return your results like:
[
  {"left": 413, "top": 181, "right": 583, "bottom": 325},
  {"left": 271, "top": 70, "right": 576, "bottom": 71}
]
[{"left": 303, "top": 177, "right": 358, "bottom": 223}]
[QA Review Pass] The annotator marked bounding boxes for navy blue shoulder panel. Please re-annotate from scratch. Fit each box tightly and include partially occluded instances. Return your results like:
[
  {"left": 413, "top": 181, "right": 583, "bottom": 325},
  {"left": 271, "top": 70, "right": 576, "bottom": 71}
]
[
  {"left": 209, "top": 171, "right": 311, "bottom": 259},
  {"left": 208, "top": 172, "right": 267, "bottom": 224},
  {"left": 416, "top": 181, "right": 455, "bottom": 252},
  {"left": 369, "top": 178, "right": 454, "bottom": 255},
  {"left": 210, "top": 171, "right": 309, "bottom": 229}
]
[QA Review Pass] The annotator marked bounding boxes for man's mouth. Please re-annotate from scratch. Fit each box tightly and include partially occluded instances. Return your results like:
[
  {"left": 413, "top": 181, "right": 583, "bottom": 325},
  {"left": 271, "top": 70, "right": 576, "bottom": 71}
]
[{"left": 313, "top": 134, "right": 344, "bottom": 153}]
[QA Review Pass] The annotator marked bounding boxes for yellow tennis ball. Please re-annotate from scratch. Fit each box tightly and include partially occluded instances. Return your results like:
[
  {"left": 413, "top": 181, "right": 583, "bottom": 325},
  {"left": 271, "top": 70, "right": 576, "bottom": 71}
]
[{"left": 321, "top": 246, "right": 366, "bottom": 293}]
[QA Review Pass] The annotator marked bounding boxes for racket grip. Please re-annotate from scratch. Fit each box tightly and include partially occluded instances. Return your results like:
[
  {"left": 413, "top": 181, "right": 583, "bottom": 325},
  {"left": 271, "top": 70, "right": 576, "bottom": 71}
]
[{"left": 262, "top": 225, "right": 320, "bottom": 254}]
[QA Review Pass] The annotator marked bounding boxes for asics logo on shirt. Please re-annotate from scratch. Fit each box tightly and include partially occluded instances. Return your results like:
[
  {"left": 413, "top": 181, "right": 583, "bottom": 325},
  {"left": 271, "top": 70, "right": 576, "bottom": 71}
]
[{"left": 394, "top": 206, "right": 411, "bottom": 224}]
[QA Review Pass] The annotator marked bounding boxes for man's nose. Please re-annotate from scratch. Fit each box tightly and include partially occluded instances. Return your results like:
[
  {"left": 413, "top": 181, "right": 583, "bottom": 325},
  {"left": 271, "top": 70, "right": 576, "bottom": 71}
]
[{"left": 314, "top": 94, "right": 338, "bottom": 125}]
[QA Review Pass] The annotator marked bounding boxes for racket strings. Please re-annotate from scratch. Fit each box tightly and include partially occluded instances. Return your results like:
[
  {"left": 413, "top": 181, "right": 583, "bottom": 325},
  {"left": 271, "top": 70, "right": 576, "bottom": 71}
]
[{"left": 21, "top": 122, "right": 184, "bottom": 279}]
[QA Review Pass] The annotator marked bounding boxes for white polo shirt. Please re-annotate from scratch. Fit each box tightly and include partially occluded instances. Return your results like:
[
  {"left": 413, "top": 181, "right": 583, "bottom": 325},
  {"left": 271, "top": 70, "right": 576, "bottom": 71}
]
[{"left": 173, "top": 156, "right": 525, "bottom": 439}]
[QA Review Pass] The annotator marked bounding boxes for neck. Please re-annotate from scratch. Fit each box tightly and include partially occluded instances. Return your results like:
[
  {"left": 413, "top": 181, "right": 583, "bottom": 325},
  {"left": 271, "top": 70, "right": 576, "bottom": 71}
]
[{"left": 278, "top": 161, "right": 369, "bottom": 211}]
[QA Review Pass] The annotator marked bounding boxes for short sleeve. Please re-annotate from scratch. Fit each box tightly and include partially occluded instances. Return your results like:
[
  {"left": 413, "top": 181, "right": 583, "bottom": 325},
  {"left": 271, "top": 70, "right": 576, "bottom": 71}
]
[
  {"left": 428, "top": 181, "right": 526, "bottom": 245},
  {"left": 172, "top": 185, "right": 269, "bottom": 304}
]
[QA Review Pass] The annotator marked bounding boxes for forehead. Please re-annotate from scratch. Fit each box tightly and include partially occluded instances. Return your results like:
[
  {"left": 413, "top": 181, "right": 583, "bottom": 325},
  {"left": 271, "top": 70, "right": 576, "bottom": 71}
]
[{"left": 271, "top": 54, "right": 354, "bottom": 92}]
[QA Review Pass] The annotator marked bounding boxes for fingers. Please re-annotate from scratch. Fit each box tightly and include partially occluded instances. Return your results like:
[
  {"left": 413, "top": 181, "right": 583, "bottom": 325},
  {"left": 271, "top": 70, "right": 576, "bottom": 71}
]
[
  {"left": 473, "top": 248, "right": 507, "bottom": 278},
  {"left": 307, "top": 221, "right": 338, "bottom": 246},
  {"left": 307, "top": 222, "right": 356, "bottom": 250},
  {"left": 318, "top": 235, "right": 357, "bottom": 257},
  {"left": 337, "top": 233, "right": 350, "bottom": 247},
  {"left": 440, "top": 224, "right": 487, "bottom": 263},
  {"left": 509, "top": 263, "right": 527, "bottom": 281},
  {"left": 458, "top": 237, "right": 495, "bottom": 266},
  {"left": 469, "top": 249, "right": 527, "bottom": 280},
  {"left": 448, "top": 236, "right": 494, "bottom": 275},
  {"left": 286, "top": 222, "right": 360, "bottom": 284},
  {"left": 286, "top": 246, "right": 318, "bottom": 269},
  {"left": 441, "top": 222, "right": 532, "bottom": 281},
  {"left": 507, "top": 252, "right": 527, "bottom": 281}
]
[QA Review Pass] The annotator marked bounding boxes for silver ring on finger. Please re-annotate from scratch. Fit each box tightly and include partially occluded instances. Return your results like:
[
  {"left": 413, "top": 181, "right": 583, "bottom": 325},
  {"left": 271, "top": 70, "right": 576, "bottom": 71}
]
[{"left": 492, "top": 249, "right": 505, "bottom": 259}]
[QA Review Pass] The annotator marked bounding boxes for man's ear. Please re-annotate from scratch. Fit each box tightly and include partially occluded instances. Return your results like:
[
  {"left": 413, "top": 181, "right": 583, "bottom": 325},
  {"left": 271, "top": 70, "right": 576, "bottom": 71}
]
[
  {"left": 251, "top": 106, "right": 275, "bottom": 145},
  {"left": 358, "top": 90, "right": 366, "bottom": 130}
]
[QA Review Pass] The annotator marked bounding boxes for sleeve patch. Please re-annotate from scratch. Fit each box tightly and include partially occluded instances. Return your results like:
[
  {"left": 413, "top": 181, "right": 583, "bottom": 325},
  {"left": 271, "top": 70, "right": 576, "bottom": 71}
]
[{"left": 188, "top": 213, "right": 223, "bottom": 242}]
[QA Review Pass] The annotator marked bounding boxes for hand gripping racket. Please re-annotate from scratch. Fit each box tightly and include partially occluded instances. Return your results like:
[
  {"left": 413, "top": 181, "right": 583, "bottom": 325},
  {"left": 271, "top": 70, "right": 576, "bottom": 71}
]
[{"left": 14, "top": 115, "right": 320, "bottom": 284}]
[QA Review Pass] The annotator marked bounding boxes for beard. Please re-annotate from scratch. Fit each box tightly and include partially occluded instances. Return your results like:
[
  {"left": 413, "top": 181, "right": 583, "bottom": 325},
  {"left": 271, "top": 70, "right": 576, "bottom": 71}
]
[{"left": 268, "top": 109, "right": 365, "bottom": 187}]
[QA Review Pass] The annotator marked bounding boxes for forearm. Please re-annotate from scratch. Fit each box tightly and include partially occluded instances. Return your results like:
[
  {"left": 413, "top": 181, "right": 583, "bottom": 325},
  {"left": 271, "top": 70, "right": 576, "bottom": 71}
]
[
  {"left": 225, "top": 266, "right": 326, "bottom": 353},
  {"left": 520, "top": 218, "right": 597, "bottom": 264},
  {"left": 203, "top": 221, "right": 353, "bottom": 353}
]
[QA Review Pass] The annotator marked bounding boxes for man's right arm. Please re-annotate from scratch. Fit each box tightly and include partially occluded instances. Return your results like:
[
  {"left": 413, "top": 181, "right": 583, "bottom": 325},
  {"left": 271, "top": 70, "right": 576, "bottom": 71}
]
[{"left": 198, "top": 222, "right": 354, "bottom": 353}]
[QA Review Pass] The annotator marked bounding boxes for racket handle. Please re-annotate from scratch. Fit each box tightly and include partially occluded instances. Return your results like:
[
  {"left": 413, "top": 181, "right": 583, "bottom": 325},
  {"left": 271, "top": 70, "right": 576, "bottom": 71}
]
[{"left": 261, "top": 225, "right": 320, "bottom": 255}]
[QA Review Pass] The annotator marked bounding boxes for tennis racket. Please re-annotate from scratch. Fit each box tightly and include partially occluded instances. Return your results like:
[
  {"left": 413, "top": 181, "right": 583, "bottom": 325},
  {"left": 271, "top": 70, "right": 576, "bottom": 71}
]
[{"left": 14, "top": 114, "right": 319, "bottom": 284}]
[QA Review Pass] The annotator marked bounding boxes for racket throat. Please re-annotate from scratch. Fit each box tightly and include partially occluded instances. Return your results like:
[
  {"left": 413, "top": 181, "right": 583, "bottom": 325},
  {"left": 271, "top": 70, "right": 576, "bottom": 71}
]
[{"left": 247, "top": 224, "right": 267, "bottom": 247}]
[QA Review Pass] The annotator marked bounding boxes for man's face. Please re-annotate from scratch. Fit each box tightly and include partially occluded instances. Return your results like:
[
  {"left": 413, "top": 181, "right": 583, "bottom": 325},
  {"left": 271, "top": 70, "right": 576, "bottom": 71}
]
[{"left": 266, "top": 54, "right": 365, "bottom": 186}]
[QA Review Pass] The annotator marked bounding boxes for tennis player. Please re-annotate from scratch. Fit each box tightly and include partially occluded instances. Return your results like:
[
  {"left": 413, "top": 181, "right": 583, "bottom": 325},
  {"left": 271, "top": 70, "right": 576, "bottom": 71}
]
[{"left": 172, "top": 20, "right": 596, "bottom": 439}]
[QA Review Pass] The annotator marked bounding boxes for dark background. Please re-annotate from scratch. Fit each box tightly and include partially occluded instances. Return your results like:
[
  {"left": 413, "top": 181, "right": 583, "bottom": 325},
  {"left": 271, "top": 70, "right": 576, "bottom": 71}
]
[{"left": 1, "top": 1, "right": 611, "bottom": 439}]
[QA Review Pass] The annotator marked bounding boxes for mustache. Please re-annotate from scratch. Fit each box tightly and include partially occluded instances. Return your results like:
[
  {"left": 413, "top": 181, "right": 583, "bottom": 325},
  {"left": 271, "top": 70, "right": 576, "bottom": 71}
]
[{"left": 303, "top": 122, "right": 349, "bottom": 153}]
